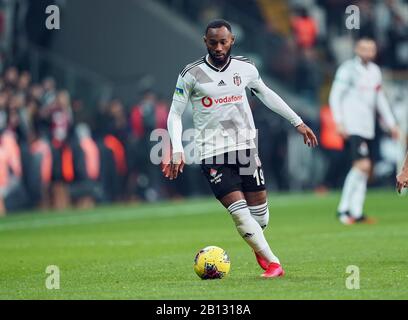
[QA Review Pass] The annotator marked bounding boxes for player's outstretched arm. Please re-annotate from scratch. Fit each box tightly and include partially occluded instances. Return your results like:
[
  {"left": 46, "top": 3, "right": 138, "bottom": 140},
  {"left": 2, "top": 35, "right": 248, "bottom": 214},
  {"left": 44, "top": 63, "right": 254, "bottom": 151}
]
[
  {"left": 295, "top": 123, "right": 318, "bottom": 148},
  {"left": 162, "top": 99, "right": 187, "bottom": 180},
  {"left": 248, "top": 73, "right": 318, "bottom": 148},
  {"left": 396, "top": 153, "right": 408, "bottom": 194}
]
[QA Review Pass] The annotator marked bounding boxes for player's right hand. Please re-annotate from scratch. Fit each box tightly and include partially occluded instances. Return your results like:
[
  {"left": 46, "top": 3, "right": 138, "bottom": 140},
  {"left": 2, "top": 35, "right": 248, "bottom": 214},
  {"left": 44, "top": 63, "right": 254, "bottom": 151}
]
[
  {"left": 396, "top": 170, "right": 408, "bottom": 194},
  {"left": 162, "top": 152, "right": 185, "bottom": 180},
  {"left": 390, "top": 126, "right": 400, "bottom": 140}
]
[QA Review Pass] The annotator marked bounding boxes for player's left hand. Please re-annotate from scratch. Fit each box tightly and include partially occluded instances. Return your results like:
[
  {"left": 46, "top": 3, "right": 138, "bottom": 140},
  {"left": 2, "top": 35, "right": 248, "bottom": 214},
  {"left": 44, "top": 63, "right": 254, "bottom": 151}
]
[
  {"left": 296, "top": 123, "right": 318, "bottom": 148},
  {"left": 396, "top": 170, "right": 408, "bottom": 194}
]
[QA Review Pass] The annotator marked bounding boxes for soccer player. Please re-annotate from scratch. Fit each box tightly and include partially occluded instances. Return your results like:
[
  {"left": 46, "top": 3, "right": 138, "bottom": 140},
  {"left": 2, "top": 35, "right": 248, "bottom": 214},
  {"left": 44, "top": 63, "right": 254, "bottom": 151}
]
[
  {"left": 329, "top": 37, "right": 399, "bottom": 225},
  {"left": 162, "top": 19, "right": 318, "bottom": 278},
  {"left": 396, "top": 152, "right": 408, "bottom": 194}
]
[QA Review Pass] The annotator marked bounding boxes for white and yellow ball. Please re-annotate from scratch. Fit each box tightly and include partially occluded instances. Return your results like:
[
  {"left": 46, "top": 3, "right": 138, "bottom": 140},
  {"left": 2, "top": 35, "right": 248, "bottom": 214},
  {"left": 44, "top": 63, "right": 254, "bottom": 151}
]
[{"left": 193, "top": 246, "right": 230, "bottom": 279}]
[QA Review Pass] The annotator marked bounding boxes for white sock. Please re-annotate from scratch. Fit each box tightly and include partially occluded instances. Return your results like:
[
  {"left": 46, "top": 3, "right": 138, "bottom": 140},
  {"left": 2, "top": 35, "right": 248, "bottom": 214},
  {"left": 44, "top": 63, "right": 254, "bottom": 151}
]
[
  {"left": 228, "top": 200, "right": 279, "bottom": 264},
  {"left": 248, "top": 202, "right": 269, "bottom": 230},
  {"left": 349, "top": 169, "right": 368, "bottom": 219},
  {"left": 338, "top": 167, "right": 361, "bottom": 213}
]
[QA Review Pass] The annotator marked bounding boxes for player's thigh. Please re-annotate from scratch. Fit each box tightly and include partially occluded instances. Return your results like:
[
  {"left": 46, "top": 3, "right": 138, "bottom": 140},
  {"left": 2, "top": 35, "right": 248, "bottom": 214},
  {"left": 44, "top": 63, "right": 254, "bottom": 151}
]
[
  {"left": 348, "top": 136, "right": 373, "bottom": 173},
  {"left": 348, "top": 136, "right": 372, "bottom": 161},
  {"left": 200, "top": 156, "right": 243, "bottom": 206},
  {"left": 219, "top": 190, "right": 246, "bottom": 209},
  {"left": 353, "top": 158, "right": 371, "bottom": 173},
  {"left": 240, "top": 165, "right": 267, "bottom": 199}
]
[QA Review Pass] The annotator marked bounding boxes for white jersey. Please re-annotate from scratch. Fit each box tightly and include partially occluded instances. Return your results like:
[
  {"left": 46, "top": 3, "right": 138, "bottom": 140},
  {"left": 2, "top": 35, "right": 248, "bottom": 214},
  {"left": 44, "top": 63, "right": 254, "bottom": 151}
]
[
  {"left": 168, "top": 54, "right": 303, "bottom": 160},
  {"left": 329, "top": 57, "right": 396, "bottom": 139}
]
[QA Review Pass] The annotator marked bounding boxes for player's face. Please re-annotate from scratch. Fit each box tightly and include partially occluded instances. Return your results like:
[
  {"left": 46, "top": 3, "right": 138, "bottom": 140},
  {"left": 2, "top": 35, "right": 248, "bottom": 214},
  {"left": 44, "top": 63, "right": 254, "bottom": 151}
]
[
  {"left": 204, "top": 27, "right": 235, "bottom": 67},
  {"left": 355, "top": 40, "right": 377, "bottom": 64}
]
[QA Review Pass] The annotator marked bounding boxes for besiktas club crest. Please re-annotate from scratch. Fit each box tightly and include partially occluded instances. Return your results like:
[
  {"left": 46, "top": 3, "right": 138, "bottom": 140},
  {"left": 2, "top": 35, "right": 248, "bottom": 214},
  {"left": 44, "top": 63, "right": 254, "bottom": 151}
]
[{"left": 233, "top": 73, "right": 242, "bottom": 86}]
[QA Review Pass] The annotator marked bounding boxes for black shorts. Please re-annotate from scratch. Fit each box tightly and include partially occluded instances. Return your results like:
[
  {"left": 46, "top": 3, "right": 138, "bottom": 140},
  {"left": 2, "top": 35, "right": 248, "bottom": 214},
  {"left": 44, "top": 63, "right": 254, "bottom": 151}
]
[
  {"left": 200, "top": 149, "right": 266, "bottom": 200},
  {"left": 346, "top": 135, "right": 375, "bottom": 162}
]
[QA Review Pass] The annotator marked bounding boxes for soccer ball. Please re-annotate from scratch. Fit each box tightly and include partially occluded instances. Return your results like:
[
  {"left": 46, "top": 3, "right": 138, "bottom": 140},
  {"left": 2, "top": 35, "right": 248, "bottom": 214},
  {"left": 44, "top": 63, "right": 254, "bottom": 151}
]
[{"left": 193, "top": 246, "right": 231, "bottom": 280}]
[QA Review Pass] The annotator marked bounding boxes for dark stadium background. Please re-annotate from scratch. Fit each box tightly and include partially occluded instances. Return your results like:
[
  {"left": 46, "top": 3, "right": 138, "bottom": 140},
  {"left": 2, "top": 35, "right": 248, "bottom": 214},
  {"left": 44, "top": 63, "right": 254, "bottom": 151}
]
[{"left": 0, "top": 0, "right": 408, "bottom": 302}]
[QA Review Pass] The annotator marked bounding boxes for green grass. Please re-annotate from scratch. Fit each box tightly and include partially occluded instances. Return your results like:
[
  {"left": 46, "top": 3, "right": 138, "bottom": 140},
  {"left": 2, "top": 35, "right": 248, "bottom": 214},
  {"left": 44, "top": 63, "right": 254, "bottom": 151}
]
[{"left": 0, "top": 189, "right": 407, "bottom": 299}]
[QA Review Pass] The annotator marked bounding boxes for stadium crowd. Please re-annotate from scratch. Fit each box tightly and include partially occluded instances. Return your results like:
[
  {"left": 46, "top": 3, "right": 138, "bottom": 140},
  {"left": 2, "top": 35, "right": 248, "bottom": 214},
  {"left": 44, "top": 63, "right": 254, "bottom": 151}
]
[
  {"left": 0, "top": 65, "right": 211, "bottom": 216},
  {"left": 1, "top": 0, "right": 408, "bottom": 215}
]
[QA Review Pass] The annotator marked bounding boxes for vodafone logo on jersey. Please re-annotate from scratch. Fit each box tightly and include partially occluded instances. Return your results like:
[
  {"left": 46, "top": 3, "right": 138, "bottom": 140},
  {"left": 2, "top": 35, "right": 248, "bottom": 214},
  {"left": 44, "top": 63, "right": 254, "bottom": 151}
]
[
  {"left": 201, "top": 95, "right": 242, "bottom": 108},
  {"left": 201, "top": 97, "right": 213, "bottom": 108}
]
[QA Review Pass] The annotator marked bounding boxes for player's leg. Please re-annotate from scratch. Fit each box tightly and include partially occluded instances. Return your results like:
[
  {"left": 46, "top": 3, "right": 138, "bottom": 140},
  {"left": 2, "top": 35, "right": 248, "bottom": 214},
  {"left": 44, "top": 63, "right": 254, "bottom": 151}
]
[
  {"left": 219, "top": 190, "right": 283, "bottom": 277},
  {"left": 239, "top": 151, "right": 284, "bottom": 277},
  {"left": 201, "top": 152, "right": 282, "bottom": 277},
  {"left": 337, "top": 136, "right": 368, "bottom": 224},
  {"left": 349, "top": 157, "right": 375, "bottom": 223},
  {"left": 219, "top": 190, "right": 275, "bottom": 262},
  {"left": 239, "top": 151, "right": 270, "bottom": 232},
  {"left": 200, "top": 153, "right": 263, "bottom": 257},
  {"left": 245, "top": 190, "right": 269, "bottom": 230}
]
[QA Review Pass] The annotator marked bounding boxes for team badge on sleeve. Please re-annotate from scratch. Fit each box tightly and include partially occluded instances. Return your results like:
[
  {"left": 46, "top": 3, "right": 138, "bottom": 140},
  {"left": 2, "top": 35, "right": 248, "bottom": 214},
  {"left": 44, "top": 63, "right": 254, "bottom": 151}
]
[
  {"left": 233, "top": 73, "right": 242, "bottom": 86},
  {"left": 175, "top": 87, "right": 184, "bottom": 96}
]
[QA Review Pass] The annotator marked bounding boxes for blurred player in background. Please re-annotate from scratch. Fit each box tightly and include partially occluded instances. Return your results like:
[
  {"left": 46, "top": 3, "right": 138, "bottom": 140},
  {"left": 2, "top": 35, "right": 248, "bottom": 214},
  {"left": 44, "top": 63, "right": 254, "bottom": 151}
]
[
  {"left": 163, "top": 19, "right": 318, "bottom": 278},
  {"left": 396, "top": 152, "right": 408, "bottom": 194},
  {"left": 329, "top": 38, "right": 399, "bottom": 225}
]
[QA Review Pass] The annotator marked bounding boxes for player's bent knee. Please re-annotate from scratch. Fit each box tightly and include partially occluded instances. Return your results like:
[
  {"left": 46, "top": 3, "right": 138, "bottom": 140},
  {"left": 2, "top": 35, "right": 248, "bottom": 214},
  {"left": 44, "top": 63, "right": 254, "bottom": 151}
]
[
  {"left": 220, "top": 190, "right": 245, "bottom": 209},
  {"left": 244, "top": 190, "right": 267, "bottom": 206},
  {"left": 354, "top": 159, "right": 371, "bottom": 174}
]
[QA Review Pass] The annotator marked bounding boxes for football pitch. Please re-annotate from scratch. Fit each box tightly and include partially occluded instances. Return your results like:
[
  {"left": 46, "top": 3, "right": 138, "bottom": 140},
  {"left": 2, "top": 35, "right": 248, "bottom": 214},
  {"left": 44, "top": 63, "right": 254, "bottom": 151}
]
[{"left": 0, "top": 190, "right": 407, "bottom": 300}]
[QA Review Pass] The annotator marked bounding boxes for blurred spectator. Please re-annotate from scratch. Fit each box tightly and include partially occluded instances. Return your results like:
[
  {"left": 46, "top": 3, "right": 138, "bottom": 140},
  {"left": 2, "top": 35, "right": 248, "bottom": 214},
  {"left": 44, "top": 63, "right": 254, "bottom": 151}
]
[
  {"left": 0, "top": 90, "right": 7, "bottom": 130},
  {"left": 94, "top": 99, "right": 128, "bottom": 202},
  {"left": 41, "top": 76, "right": 56, "bottom": 107},
  {"left": 28, "top": 83, "right": 44, "bottom": 102},
  {"left": 28, "top": 133, "right": 52, "bottom": 210},
  {"left": 17, "top": 70, "right": 31, "bottom": 96},
  {"left": 4, "top": 66, "right": 18, "bottom": 90},
  {"left": 0, "top": 126, "right": 27, "bottom": 215},
  {"left": 291, "top": 6, "right": 318, "bottom": 49},
  {"left": 129, "top": 90, "right": 168, "bottom": 201},
  {"left": 318, "top": 105, "right": 348, "bottom": 190},
  {"left": 290, "top": 7, "right": 321, "bottom": 105},
  {"left": 7, "top": 92, "right": 30, "bottom": 142},
  {"left": 40, "top": 89, "right": 74, "bottom": 210},
  {"left": 106, "top": 99, "right": 129, "bottom": 145},
  {"left": 69, "top": 123, "right": 102, "bottom": 209}
]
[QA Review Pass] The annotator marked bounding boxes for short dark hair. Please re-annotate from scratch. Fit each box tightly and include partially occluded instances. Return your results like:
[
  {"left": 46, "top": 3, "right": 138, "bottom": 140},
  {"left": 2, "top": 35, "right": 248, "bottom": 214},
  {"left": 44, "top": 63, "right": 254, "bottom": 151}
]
[
  {"left": 205, "top": 19, "right": 232, "bottom": 35},
  {"left": 355, "top": 36, "right": 376, "bottom": 45}
]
